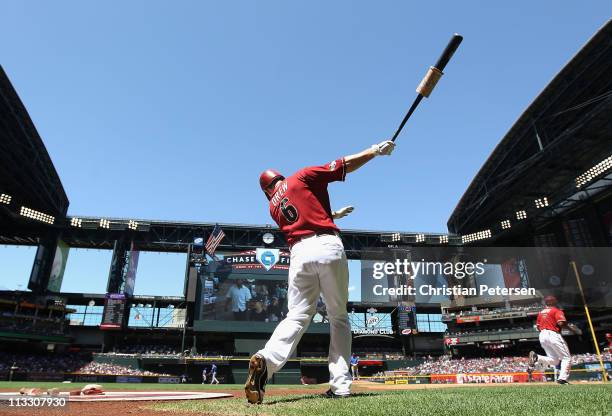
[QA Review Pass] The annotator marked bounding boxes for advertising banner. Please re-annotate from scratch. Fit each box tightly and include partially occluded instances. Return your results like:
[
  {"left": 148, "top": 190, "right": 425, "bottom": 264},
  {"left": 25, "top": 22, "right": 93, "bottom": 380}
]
[
  {"left": 47, "top": 239, "right": 70, "bottom": 292},
  {"left": 123, "top": 243, "right": 140, "bottom": 296}
]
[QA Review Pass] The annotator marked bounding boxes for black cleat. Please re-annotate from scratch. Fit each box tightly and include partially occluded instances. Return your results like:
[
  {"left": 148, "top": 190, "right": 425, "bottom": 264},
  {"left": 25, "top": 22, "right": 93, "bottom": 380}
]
[
  {"left": 557, "top": 379, "right": 570, "bottom": 385},
  {"left": 528, "top": 351, "right": 538, "bottom": 368},
  {"left": 324, "top": 389, "right": 350, "bottom": 399},
  {"left": 245, "top": 354, "right": 268, "bottom": 404}
]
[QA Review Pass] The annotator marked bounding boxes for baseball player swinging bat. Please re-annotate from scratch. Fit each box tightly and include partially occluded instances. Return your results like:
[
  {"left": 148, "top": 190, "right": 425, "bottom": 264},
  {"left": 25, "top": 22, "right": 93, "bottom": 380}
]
[
  {"left": 244, "top": 33, "right": 463, "bottom": 405},
  {"left": 391, "top": 33, "right": 463, "bottom": 142}
]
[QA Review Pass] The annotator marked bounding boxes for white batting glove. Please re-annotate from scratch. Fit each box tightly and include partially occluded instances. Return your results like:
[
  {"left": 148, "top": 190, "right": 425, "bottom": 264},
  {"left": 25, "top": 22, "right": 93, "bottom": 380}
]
[
  {"left": 332, "top": 205, "right": 354, "bottom": 219},
  {"left": 371, "top": 140, "right": 395, "bottom": 156},
  {"left": 567, "top": 323, "right": 582, "bottom": 336}
]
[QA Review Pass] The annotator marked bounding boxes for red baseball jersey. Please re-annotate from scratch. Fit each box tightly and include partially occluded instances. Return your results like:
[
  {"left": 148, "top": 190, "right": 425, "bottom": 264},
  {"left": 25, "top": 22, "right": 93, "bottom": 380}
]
[
  {"left": 269, "top": 158, "right": 346, "bottom": 246},
  {"left": 536, "top": 306, "right": 566, "bottom": 332}
]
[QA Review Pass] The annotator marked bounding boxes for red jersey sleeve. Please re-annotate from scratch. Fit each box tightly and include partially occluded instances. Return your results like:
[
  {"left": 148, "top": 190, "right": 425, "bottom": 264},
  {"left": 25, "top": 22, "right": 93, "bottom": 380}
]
[
  {"left": 554, "top": 308, "right": 567, "bottom": 324},
  {"left": 297, "top": 158, "right": 346, "bottom": 185}
]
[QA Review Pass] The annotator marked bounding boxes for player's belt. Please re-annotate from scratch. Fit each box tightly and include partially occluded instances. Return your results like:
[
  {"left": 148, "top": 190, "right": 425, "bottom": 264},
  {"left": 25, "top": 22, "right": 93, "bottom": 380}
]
[{"left": 291, "top": 230, "right": 340, "bottom": 248}]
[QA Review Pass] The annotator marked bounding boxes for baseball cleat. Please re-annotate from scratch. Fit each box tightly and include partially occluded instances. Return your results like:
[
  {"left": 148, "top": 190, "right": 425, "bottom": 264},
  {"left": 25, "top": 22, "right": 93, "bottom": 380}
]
[
  {"left": 324, "top": 389, "right": 350, "bottom": 399},
  {"left": 245, "top": 353, "right": 267, "bottom": 404},
  {"left": 557, "top": 379, "right": 570, "bottom": 385},
  {"left": 528, "top": 351, "right": 538, "bottom": 367}
]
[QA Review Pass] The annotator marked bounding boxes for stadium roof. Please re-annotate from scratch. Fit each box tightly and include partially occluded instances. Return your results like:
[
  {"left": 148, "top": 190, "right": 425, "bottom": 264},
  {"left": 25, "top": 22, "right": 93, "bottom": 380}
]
[
  {"left": 0, "top": 215, "right": 459, "bottom": 255},
  {"left": 448, "top": 20, "right": 612, "bottom": 237},
  {"left": 0, "top": 65, "right": 69, "bottom": 223}
]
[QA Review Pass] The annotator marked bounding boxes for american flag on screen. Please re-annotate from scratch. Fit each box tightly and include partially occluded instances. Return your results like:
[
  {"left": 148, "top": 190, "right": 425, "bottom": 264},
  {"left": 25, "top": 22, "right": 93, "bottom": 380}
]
[{"left": 205, "top": 224, "right": 225, "bottom": 255}]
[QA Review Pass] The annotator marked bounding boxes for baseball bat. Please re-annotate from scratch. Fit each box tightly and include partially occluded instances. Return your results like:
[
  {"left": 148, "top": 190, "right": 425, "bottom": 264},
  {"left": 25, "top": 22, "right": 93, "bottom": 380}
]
[{"left": 391, "top": 33, "right": 463, "bottom": 142}]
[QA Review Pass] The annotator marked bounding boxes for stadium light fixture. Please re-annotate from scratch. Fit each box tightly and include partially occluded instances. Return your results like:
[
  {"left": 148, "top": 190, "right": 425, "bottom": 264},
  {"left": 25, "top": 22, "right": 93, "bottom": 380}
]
[
  {"left": 501, "top": 220, "right": 511, "bottom": 230},
  {"left": 128, "top": 220, "right": 138, "bottom": 230},
  {"left": 439, "top": 235, "right": 449, "bottom": 244},
  {"left": 575, "top": 155, "right": 612, "bottom": 188},
  {"left": 380, "top": 232, "right": 403, "bottom": 243},
  {"left": 0, "top": 194, "right": 11, "bottom": 205},
  {"left": 99, "top": 218, "right": 110, "bottom": 229},
  {"left": 70, "top": 217, "right": 82, "bottom": 228},
  {"left": 534, "top": 197, "right": 549, "bottom": 209},
  {"left": 461, "top": 229, "right": 492, "bottom": 244},
  {"left": 415, "top": 234, "right": 425, "bottom": 243},
  {"left": 515, "top": 210, "right": 527, "bottom": 220},
  {"left": 19, "top": 206, "right": 55, "bottom": 224}
]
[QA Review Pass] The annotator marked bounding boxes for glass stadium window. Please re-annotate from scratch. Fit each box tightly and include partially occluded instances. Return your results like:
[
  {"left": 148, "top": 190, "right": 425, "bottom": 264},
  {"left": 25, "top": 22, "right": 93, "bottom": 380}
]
[
  {"left": 416, "top": 313, "right": 447, "bottom": 333},
  {"left": 127, "top": 305, "right": 185, "bottom": 328},
  {"left": 128, "top": 306, "right": 156, "bottom": 327},
  {"left": 370, "top": 313, "right": 393, "bottom": 332},
  {"left": 349, "top": 311, "right": 393, "bottom": 333},
  {"left": 67, "top": 304, "right": 103, "bottom": 326},
  {"left": 349, "top": 312, "right": 366, "bottom": 332}
]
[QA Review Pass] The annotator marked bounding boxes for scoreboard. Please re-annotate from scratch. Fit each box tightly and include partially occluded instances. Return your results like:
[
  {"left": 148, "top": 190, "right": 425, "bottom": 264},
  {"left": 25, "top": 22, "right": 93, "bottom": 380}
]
[
  {"left": 100, "top": 293, "right": 127, "bottom": 330},
  {"left": 398, "top": 305, "right": 417, "bottom": 335}
]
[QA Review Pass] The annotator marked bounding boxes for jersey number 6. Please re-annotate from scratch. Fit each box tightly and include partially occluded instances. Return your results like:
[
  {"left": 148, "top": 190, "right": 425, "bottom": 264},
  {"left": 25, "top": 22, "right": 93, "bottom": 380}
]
[{"left": 280, "top": 197, "right": 299, "bottom": 223}]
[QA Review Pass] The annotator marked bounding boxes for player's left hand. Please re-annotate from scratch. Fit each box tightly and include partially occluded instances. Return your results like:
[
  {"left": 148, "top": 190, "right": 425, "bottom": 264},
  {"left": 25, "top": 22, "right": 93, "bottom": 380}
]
[
  {"left": 332, "top": 205, "right": 354, "bottom": 219},
  {"left": 372, "top": 140, "right": 395, "bottom": 156}
]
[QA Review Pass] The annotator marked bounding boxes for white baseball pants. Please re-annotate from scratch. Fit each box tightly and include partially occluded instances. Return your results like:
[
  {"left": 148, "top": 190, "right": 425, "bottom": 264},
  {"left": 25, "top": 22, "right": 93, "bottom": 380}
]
[
  {"left": 258, "top": 234, "right": 352, "bottom": 395},
  {"left": 536, "top": 329, "right": 571, "bottom": 381}
]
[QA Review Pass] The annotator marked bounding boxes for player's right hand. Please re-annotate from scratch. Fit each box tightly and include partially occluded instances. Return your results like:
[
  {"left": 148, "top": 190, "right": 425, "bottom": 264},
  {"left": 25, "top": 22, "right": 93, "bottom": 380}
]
[
  {"left": 332, "top": 205, "right": 354, "bottom": 219},
  {"left": 372, "top": 140, "right": 395, "bottom": 156}
]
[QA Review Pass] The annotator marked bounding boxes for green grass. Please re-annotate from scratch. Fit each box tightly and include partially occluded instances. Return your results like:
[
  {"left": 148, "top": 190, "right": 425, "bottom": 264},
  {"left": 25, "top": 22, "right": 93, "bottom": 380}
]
[
  {"left": 1, "top": 382, "right": 610, "bottom": 416},
  {"left": 151, "top": 385, "right": 612, "bottom": 416}
]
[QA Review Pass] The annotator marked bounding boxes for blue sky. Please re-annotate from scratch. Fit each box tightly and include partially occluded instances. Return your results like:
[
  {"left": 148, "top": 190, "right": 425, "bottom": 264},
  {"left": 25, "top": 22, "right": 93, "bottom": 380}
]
[{"left": 0, "top": 2, "right": 609, "bottom": 295}]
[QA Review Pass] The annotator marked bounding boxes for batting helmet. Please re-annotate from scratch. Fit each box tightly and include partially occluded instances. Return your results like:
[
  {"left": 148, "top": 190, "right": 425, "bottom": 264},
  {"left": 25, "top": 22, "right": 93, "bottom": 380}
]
[
  {"left": 259, "top": 169, "right": 284, "bottom": 197},
  {"left": 543, "top": 295, "right": 558, "bottom": 306}
]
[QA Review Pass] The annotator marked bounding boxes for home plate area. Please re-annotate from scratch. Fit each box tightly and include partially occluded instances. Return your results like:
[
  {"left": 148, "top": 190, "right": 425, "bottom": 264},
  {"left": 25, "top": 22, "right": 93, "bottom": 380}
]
[{"left": 0, "top": 391, "right": 232, "bottom": 402}]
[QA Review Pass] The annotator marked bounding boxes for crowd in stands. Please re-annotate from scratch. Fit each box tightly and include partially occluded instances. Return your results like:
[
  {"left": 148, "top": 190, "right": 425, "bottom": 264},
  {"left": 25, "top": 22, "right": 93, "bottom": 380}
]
[
  {"left": 99, "top": 344, "right": 232, "bottom": 359},
  {"left": 111, "top": 344, "right": 179, "bottom": 356},
  {"left": 572, "top": 351, "right": 612, "bottom": 365},
  {"left": 0, "top": 353, "right": 88, "bottom": 373},
  {"left": 0, "top": 314, "right": 67, "bottom": 336},
  {"left": 352, "top": 349, "right": 405, "bottom": 360},
  {"left": 405, "top": 355, "right": 529, "bottom": 375},
  {"left": 447, "top": 325, "right": 536, "bottom": 337},
  {"left": 0, "top": 352, "right": 170, "bottom": 376},
  {"left": 3, "top": 350, "right": 609, "bottom": 377},
  {"left": 376, "top": 352, "right": 612, "bottom": 377},
  {"left": 77, "top": 362, "right": 171, "bottom": 376},
  {"left": 443, "top": 304, "right": 542, "bottom": 320}
]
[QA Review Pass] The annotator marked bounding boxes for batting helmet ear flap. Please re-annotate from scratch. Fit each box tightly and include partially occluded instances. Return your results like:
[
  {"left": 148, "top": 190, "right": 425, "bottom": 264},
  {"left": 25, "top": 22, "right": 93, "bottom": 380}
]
[
  {"left": 259, "top": 169, "right": 284, "bottom": 198},
  {"left": 260, "top": 169, "right": 283, "bottom": 191}
]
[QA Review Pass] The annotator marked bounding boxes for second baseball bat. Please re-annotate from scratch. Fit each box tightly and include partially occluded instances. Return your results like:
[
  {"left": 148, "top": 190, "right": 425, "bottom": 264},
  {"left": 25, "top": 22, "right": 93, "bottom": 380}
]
[{"left": 391, "top": 33, "right": 463, "bottom": 142}]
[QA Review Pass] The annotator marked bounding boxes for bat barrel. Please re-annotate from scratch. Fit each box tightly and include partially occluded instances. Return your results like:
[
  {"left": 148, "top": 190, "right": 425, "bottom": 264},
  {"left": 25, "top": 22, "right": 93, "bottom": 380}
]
[{"left": 433, "top": 34, "right": 463, "bottom": 72}]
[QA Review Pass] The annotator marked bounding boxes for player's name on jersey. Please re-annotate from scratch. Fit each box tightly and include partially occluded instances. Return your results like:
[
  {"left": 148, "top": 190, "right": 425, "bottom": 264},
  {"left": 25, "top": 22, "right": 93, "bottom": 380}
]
[{"left": 372, "top": 284, "right": 536, "bottom": 297}]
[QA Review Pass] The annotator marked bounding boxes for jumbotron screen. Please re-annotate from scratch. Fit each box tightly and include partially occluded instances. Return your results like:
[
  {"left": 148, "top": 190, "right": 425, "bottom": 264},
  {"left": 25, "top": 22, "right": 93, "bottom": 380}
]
[
  {"left": 199, "top": 276, "right": 289, "bottom": 323},
  {"left": 196, "top": 249, "right": 363, "bottom": 323}
]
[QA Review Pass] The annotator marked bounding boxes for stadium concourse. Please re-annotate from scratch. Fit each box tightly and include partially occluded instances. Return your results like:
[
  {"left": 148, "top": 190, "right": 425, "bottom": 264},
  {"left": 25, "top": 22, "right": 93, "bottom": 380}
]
[{"left": 0, "top": 18, "right": 611, "bottom": 404}]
